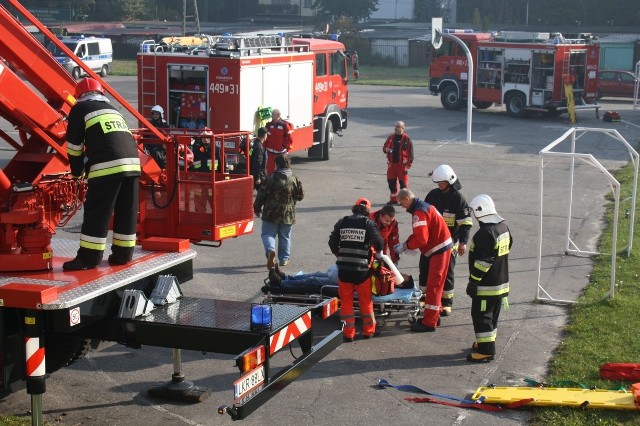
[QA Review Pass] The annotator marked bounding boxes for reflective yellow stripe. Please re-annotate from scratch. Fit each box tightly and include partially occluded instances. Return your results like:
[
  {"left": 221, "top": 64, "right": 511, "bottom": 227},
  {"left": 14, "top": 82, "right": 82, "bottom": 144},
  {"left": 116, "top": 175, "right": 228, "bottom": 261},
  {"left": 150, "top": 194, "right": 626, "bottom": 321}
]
[
  {"left": 495, "top": 232, "right": 510, "bottom": 256},
  {"left": 79, "top": 240, "right": 106, "bottom": 251},
  {"left": 480, "top": 299, "right": 486, "bottom": 311},
  {"left": 476, "top": 330, "right": 497, "bottom": 343},
  {"left": 86, "top": 112, "right": 132, "bottom": 135},
  {"left": 112, "top": 238, "right": 136, "bottom": 248},
  {"left": 470, "top": 273, "right": 482, "bottom": 282},
  {"left": 458, "top": 218, "right": 473, "bottom": 226},
  {"left": 88, "top": 164, "right": 141, "bottom": 179},
  {"left": 477, "top": 283, "right": 510, "bottom": 297},
  {"left": 67, "top": 148, "right": 83, "bottom": 157},
  {"left": 474, "top": 260, "right": 491, "bottom": 272}
]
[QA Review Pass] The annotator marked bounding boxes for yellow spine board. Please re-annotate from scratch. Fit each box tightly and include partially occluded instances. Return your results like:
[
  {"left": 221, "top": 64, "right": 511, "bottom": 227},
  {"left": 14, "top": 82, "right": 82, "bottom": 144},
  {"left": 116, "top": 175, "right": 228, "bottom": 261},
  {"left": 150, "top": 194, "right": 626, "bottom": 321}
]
[{"left": 472, "top": 386, "right": 639, "bottom": 410}]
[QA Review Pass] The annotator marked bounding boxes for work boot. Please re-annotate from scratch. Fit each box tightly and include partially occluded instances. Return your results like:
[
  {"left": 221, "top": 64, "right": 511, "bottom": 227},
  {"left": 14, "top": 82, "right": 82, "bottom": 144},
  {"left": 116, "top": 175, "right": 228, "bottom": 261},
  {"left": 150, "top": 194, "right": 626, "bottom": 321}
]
[
  {"left": 410, "top": 317, "right": 440, "bottom": 332},
  {"left": 274, "top": 263, "right": 285, "bottom": 279},
  {"left": 268, "top": 268, "right": 282, "bottom": 286},
  {"left": 108, "top": 255, "right": 130, "bottom": 266},
  {"left": 466, "top": 352, "right": 494, "bottom": 363},
  {"left": 410, "top": 322, "right": 436, "bottom": 333},
  {"left": 279, "top": 259, "right": 289, "bottom": 266},
  {"left": 343, "top": 335, "right": 355, "bottom": 343},
  {"left": 266, "top": 250, "right": 276, "bottom": 270},
  {"left": 63, "top": 258, "right": 98, "bottom": 271},
  {"left": 441, "top": 306, "right": 452, "bottom": 317},
  {"left": 362, "top": 325, "right": 381, "bottom": 339}
]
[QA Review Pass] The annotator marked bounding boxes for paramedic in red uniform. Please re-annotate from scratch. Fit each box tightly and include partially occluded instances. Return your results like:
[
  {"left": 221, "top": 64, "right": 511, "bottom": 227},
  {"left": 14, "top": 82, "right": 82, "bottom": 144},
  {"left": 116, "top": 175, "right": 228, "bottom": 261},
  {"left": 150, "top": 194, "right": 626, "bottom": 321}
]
[
  {"left": 63, "top": 77, "right": 141, "bottom": 270},
  {"left": 329, "top": 198, "right": 384, "bottom": 342},
  {"left": 383, "top": 121, "right": 413, "bottom": 204},
  {"left": 371, "top": 204, "right": 401, "bottom": 265},
  {"left": 265, "top": 109, "right": 293, "bottom": 175},
  {"left": 395, "top": 189, "right": 452, "bottom": 332}
]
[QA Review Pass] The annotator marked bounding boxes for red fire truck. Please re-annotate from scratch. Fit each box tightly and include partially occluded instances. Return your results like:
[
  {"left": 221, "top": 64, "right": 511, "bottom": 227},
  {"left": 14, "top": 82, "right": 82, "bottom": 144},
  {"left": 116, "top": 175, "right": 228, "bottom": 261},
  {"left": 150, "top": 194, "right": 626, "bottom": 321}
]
[
  {"left": 138, "top": 33, "right": 358, "bottom": 161},
  {"left": 429, "top": 30, "right": 600, "bottom": 117}
]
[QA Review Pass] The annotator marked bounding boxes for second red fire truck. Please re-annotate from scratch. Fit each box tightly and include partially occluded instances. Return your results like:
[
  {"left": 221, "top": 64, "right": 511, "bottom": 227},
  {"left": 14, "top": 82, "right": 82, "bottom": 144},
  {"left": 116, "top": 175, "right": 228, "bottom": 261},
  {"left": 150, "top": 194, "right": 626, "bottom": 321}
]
[
  {"left": 138, "top": 33, "right": 358, "bottom": 161},
  {"left": 429, "top": 30, "right": 600, "bottom": 118}
]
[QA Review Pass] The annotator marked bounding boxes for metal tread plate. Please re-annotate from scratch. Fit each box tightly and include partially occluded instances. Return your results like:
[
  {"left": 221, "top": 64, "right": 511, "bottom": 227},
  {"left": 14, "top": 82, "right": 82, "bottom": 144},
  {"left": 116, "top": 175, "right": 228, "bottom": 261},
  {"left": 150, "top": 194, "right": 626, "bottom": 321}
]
[
  {"left": 139, "top": 297, "right": 310, "bottom": 333},
  {"left": 0, "top": 239, "right": 196, "bottom": 310}
]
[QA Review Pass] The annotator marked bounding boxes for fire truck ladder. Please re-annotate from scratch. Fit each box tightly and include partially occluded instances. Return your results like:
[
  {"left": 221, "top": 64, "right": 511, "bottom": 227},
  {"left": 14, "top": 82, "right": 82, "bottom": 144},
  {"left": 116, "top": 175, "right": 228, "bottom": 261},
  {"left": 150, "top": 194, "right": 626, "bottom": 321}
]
[{"left": 139, "top": 41, "right": 159, "bottom": 116}]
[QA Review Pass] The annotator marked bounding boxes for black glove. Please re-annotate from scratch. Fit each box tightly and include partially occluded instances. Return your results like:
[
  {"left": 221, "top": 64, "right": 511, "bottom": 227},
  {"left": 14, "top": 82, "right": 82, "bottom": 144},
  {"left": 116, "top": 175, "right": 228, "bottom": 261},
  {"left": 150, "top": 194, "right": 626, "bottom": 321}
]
[{"left": 466, "top": 282, "right": 477, "bottom": 297}]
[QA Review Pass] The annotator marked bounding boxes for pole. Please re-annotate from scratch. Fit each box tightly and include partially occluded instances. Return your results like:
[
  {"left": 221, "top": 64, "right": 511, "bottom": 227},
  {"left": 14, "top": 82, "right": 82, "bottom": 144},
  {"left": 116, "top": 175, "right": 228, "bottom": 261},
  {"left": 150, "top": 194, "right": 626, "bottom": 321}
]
[{"left": 443, "top": 33, "right": 474, "bottom": 144}]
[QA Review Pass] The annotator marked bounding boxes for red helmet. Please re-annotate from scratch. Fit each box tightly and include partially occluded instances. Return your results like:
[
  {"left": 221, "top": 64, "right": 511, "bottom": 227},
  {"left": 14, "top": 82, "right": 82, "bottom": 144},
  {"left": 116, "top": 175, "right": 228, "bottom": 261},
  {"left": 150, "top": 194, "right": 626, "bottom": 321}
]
[
  {"left": 75, "top": 77, "right": 104, "bottom": 98},
  {"left": 355, "top": 197, "right": 371, "bottom": 211}
]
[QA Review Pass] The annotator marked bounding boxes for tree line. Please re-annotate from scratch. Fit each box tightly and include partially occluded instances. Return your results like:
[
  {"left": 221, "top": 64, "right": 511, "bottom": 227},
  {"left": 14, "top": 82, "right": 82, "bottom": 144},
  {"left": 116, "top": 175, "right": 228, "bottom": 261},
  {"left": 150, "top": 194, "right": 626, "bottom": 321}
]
[{"left": 8, "top": 0, "right": 640, "bottom": 28}]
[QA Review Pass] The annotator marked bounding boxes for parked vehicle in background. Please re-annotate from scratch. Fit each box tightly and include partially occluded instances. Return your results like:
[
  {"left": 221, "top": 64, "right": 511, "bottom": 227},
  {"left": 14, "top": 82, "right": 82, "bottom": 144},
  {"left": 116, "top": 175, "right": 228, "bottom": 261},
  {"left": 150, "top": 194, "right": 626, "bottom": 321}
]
[
  {"left": 596, "top": 69, "right": 639, "bottom": 99},
  {"left": 47, "top": 35, "right": 112, "bottom": 79}
]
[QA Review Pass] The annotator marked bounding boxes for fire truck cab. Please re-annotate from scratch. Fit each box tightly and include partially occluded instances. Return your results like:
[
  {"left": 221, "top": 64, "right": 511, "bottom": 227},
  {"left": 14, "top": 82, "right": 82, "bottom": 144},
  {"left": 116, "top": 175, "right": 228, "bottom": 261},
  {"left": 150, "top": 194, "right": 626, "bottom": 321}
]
[
  {"left": 429, "top": 30, "right": 600, "bottom": 118},
  {"left": 138, "top": 34, "right": 357, "bottom": 161}
]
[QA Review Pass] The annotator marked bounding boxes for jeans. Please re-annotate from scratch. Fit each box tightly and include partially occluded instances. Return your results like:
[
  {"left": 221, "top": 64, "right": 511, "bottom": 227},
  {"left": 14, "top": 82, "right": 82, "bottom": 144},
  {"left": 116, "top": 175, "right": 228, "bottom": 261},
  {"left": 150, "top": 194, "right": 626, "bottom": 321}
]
[
  {"left": 281, "top": 272, "right": 336, "bottom": 289},
  {"left": 261, "top": 221, "right": 292, "bottom": 263}
]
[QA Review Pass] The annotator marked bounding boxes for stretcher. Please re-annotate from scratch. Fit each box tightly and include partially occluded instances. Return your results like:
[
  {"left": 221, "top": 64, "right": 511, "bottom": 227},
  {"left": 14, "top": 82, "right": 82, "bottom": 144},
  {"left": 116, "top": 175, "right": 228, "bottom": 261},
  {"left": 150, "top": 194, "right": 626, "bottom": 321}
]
[{"left": 261, "top": 276, "right": 423, "bottom": 326}]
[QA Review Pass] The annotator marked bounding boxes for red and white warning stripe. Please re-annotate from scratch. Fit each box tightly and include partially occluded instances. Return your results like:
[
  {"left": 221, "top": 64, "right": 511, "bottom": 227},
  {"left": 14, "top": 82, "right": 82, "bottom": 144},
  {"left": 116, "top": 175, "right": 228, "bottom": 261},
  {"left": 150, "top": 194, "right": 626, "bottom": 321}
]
[
  {"left": 25, "top": 337, "right": 45, "bottom": 377},
  {"left": 269, "top": 311, "right": 311, "bottom": 356}
]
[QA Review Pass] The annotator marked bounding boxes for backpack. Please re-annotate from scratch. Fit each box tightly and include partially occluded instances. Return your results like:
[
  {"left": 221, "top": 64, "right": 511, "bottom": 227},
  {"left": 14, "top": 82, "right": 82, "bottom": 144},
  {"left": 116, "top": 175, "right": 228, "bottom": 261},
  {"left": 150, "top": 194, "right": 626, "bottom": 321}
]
[{"left": 370, "top": 260, "right": 395, "bottom": 296}]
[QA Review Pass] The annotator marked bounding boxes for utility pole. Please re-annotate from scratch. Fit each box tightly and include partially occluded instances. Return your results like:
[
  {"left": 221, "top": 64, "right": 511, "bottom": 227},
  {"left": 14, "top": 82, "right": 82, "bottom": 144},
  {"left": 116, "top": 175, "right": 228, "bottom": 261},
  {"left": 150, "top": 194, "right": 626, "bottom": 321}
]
[{"left": 182, "top": 0, "right": 200, "bottom": 36}]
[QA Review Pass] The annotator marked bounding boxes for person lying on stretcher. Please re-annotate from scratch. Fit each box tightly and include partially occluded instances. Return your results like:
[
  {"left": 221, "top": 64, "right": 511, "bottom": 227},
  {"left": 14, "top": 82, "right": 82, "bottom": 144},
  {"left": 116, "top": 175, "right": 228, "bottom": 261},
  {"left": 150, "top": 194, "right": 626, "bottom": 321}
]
[{"left": 265, "top": 263, "right": 416, "bottom": 291}]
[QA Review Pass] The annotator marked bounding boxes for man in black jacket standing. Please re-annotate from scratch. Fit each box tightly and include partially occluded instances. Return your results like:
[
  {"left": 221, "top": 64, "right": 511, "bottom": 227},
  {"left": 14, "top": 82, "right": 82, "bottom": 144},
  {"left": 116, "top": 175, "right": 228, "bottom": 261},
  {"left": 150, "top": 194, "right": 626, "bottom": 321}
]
[
  {"left": 466, "top": 194, "right": 513, "bottom": 362},
  {"left": 63, "top": 77, "right": 141, "bottom": 270},
  {"left": 329, "top": 198, "right": 384, "bottom": 342}
]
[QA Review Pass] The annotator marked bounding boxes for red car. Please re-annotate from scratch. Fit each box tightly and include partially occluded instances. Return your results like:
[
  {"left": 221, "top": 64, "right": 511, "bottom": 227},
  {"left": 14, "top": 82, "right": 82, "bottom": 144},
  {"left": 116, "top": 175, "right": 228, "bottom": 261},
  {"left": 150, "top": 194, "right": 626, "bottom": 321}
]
[{"left": 597, "top": 69, "right": 638, "bottom": 99}]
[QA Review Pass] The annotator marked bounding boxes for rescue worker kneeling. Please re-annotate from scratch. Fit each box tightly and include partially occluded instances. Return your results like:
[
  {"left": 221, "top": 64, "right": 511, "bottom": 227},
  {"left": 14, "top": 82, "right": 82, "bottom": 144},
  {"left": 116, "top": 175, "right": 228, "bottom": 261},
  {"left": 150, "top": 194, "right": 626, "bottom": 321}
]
[{"left": 329, "top": 198, "right": 384, "bottom": 342}]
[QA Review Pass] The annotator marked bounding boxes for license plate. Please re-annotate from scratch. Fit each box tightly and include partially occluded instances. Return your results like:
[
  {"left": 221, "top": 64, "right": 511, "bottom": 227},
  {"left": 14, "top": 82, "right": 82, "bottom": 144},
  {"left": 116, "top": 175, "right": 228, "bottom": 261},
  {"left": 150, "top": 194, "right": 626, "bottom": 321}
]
[{"left": 234, "top": 365, "right": 265, "bottom": 401}]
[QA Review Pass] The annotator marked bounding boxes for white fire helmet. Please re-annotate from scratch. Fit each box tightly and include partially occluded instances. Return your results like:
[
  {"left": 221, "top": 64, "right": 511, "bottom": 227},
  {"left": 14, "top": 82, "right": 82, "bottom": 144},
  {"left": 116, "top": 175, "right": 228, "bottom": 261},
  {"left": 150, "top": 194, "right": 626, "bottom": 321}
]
[
  {"left": 431, "top": 164, "right": 457, "bottom": 185},
  {"left": 151, "top": 105, "right": 164, "bottom": 116},
  {"left": 469, "top": 194, "right": 504, "bottom": 224}
]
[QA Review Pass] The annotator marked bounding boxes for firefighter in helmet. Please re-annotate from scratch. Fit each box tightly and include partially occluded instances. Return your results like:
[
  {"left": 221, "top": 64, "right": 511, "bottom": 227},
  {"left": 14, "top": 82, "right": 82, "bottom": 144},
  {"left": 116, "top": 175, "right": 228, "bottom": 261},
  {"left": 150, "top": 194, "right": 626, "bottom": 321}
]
[
  {"left": 63, "top": 77, "right": 141, "bottom": 270},
  {"left": 383, "top": 121, "right": 413, "bottom": 204},
  {"left": 425, "top": 164, "right": 472, "bottom": 316},
  {"left": 466, "top": 194, "right": 512, "bottom": 362},
  {"left": 144, "top": 105, "right": 170, "bottom": 169}
]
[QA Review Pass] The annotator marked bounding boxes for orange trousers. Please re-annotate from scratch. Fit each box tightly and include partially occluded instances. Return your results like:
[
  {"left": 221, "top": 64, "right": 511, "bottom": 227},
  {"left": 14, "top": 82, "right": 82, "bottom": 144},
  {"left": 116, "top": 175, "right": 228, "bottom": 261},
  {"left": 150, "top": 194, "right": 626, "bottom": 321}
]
[{"left": 338, "top": 277, "right": 376, "bottom": 339}]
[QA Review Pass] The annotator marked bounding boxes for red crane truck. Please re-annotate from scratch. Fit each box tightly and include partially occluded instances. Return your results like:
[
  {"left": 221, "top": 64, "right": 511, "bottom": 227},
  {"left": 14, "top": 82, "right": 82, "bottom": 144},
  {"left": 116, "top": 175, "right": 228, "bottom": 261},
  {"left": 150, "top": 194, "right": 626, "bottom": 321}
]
[
  {"left": 429, "top": 30, "right": 600, "bottom": 118},
  {"left": 0, "top": 1, "right": 340, "bottom": 422}
]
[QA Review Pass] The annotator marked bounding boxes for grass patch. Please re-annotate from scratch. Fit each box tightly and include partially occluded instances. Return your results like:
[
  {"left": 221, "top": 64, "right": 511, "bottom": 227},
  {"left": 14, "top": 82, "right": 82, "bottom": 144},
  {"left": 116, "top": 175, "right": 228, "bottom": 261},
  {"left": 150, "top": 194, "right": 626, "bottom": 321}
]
[
  {"left": 532, "top": 163, "right": 640, "bottom": 425},
  {"left": 0, "top": 415, "right": 35, "bottom": 425},
  {"left": 111, "top": 59, "right": 138, "bottom": 76},
  {"left": 111, "top": 60, "right": 428, "bottom": 87},
  {"left": 352, "top": 65, "right": 428, "bottom": 87}
]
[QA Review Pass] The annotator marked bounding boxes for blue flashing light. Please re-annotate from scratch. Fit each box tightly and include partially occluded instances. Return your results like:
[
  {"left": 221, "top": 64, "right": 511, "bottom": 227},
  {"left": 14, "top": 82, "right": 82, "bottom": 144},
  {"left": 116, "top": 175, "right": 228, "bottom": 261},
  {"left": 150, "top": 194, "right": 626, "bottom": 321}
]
[{"left": 330, "top": 33, "right": 339, "bottom": 41}]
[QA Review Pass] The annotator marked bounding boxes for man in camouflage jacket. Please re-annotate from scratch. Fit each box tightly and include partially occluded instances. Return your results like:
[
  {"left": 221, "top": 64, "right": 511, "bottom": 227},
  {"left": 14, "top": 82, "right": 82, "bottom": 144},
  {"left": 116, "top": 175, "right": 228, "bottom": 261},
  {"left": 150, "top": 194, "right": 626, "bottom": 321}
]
[{"left": 254, "top": 155, "right": 304, "bottom": 269}]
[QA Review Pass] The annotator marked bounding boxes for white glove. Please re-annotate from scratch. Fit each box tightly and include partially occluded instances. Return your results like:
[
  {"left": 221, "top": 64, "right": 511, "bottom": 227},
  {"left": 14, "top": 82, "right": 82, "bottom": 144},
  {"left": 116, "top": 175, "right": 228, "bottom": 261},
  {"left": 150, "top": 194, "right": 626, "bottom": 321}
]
[{"left": 394, "top": 242, "right": 405, "bottom": 254}]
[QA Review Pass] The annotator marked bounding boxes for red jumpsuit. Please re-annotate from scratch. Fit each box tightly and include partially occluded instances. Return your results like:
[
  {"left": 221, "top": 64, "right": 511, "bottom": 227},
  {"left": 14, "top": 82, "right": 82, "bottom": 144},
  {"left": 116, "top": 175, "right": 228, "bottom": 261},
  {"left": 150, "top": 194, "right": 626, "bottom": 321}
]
[
  {"left": 265, "top": 119, "right": 293, "bottom": 174},
  {"left": 405, "top": 199, "right": 452, "bottom": 328},
  {"left": 383, "top": 132, "right": 413, "bottom": 203},
  {"left": 371, "top": 209, "right": 400, "bottom": 264}
]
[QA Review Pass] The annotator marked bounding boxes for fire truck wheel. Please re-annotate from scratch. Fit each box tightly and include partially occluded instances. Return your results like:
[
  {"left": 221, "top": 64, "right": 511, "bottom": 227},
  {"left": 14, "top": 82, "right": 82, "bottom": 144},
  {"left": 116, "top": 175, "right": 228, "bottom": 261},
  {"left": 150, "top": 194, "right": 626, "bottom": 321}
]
[
  {"left": 71, "top": 67, "right": 81, "bottom": 80},
  {"left": 45, "top": 335, "right": 100, "bottom": 374},
  {"left": 472, "top": 101, "right": 493, "bottom": 110},
  {"left": 440, "top": 86, "right": 463, "bottom": 111},
  {"left": 100, "top": 65, "right": 108, "bottom": 77},
  {"left": 322, "top": 120, "right": 333, "bottom": 161},
  {"left": 506, "top": 92, "right": 527, "bottom": 118}
]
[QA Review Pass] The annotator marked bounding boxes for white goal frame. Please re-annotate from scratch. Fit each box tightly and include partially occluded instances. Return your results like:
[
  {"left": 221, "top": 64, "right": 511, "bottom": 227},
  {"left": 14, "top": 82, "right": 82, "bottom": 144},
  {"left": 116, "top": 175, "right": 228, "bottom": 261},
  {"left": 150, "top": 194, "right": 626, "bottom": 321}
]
[{"left": 537, "top": 127, "right": 638, "bottom": 303}]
